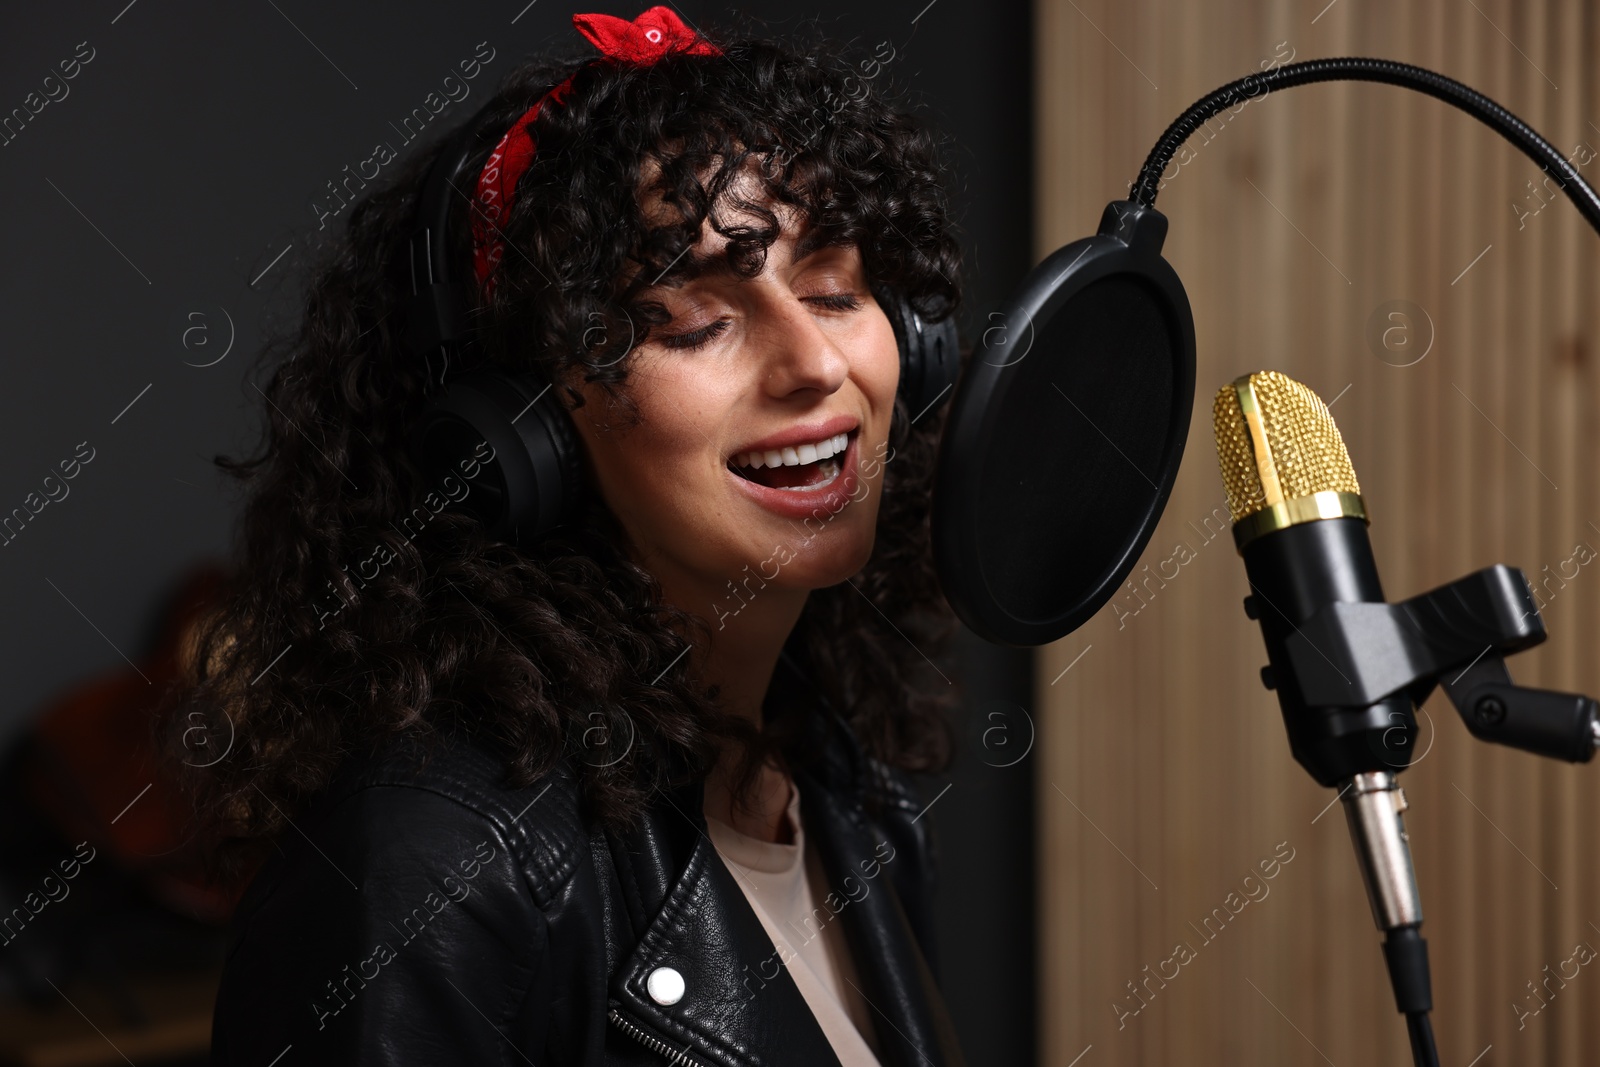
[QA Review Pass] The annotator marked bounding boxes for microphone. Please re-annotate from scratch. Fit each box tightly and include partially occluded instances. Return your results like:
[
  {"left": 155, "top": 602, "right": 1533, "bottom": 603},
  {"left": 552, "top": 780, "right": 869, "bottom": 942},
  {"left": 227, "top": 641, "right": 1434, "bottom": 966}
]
[{"left": 1213, "top": 370, "right": 1436, "bottom": 1054}]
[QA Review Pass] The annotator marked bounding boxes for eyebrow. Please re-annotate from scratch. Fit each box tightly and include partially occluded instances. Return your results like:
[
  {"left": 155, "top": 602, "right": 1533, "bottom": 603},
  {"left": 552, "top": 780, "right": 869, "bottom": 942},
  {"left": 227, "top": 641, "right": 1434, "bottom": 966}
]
[{"left": 635, "top": 226, "right": 840, "bottom": 294}]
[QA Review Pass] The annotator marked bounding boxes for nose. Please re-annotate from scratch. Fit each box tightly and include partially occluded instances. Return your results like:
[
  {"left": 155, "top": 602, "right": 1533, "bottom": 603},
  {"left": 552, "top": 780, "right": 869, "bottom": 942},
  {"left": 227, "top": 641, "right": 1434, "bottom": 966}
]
[{"left": 754, "top": 288, "right": 850, "bottom": 398}]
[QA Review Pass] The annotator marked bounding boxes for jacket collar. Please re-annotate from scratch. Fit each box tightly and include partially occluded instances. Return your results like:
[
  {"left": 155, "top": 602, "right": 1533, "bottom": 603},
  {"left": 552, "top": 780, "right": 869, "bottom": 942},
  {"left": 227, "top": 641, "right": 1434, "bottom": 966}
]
[{"left": 601, "top": 649, "right": 965, "bottom": 1067}]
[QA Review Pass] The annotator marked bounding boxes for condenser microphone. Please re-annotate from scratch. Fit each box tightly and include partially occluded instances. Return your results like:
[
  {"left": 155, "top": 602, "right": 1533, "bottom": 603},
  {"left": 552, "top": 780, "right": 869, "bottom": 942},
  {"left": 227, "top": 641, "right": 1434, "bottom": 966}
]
[{"left": 1213, "top": 371, "right": 1436, "bottom": 1057}]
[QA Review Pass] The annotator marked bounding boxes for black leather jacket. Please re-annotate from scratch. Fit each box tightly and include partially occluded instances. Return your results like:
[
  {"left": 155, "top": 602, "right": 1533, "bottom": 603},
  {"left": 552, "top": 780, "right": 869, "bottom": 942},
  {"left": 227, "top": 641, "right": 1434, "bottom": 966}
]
[{"left": 210, "top": 652, "right": 968, "bottom": 1066}]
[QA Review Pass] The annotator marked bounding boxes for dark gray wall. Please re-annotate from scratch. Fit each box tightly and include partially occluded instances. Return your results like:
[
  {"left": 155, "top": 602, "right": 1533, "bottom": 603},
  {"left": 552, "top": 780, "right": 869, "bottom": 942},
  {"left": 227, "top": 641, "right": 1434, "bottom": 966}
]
[{"left": 0, "top": 3, "right": 1035, "bottom": 1063}]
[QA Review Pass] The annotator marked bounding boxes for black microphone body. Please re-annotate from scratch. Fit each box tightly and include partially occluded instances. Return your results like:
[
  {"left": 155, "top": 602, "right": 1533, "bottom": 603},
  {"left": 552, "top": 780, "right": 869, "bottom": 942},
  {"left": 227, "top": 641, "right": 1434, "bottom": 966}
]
[{"left": 1242, "top": 517, "right": 1419, "bottom": 786}]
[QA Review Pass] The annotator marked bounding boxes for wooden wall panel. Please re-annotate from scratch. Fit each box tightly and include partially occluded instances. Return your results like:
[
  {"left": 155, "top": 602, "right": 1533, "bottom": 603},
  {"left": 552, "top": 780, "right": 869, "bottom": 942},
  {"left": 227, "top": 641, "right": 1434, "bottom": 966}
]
[{"left": 1033, "top": 2, "right": 1600, "bottom": 1064}]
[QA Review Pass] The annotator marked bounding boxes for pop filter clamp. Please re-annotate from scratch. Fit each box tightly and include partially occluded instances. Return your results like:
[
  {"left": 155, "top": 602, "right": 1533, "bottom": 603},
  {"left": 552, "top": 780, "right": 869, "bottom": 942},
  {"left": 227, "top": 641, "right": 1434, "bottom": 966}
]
[{"left": 933, "top": 55, "right": 1600, "bottom": 1067}]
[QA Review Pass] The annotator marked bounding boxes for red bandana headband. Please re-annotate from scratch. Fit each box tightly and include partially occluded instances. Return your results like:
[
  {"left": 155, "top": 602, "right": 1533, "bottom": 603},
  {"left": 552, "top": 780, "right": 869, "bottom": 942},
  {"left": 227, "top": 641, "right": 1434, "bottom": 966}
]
[{"left": 470, "top": 6, "right": 722, "bottom": 299}]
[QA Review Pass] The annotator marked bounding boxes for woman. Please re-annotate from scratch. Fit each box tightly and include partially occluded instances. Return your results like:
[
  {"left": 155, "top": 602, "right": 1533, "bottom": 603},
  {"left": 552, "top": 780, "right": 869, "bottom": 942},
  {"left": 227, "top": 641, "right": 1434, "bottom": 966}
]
[{"left": 167, "top": 7, "right": 968, "bottom": 1064}]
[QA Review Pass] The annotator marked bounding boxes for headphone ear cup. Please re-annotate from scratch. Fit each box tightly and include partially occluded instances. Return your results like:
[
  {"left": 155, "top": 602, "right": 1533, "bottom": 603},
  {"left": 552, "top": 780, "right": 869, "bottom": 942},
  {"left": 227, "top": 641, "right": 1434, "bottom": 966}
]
[
  {"left": 879, "top": 288, "right": 961, "bottom": 427},
  {"left": 407, "top": 370, "right": 583, "bottom": 546}
]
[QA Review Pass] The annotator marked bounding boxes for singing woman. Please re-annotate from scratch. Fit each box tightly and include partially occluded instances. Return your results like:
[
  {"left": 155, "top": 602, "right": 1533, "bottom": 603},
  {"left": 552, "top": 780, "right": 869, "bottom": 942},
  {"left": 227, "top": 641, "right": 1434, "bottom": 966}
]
[{"left": 167, "top": 8, "right": 969, "bottom": 1064}]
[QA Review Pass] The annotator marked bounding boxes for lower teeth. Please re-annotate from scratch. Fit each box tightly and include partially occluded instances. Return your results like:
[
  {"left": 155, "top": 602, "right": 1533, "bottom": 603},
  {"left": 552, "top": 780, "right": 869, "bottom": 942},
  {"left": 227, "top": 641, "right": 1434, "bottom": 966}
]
[{"left": 774, "top": 456, "right": 842, "bottom": 492}]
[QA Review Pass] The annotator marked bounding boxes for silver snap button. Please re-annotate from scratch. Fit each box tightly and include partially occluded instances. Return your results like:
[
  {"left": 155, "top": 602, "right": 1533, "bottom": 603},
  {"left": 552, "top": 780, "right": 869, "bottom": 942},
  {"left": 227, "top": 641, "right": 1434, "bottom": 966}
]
[{"left": 647, "top": 966, "right": 685, "bottom": 1005}]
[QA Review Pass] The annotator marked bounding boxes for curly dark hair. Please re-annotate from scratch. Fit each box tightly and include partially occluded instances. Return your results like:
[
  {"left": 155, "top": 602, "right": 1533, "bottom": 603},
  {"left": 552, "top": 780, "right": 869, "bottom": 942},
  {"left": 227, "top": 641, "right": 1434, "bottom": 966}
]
[{"left": 159, "top": 19, "right": 967, "bottom": 885}]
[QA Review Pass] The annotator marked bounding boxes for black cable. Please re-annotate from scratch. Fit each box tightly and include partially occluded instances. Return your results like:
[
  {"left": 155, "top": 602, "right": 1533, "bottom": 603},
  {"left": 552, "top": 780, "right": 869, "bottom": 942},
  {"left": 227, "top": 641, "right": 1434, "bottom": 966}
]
[
  {"left": 1382, "top": 925, "right": 1437, "bottom": 1067},
  {"left": 1406, "top": 1012, "right": 1441, "bottom": 1067},
  {"left": 1128, "top": 56, "right": 1600, "bottom": 239}
]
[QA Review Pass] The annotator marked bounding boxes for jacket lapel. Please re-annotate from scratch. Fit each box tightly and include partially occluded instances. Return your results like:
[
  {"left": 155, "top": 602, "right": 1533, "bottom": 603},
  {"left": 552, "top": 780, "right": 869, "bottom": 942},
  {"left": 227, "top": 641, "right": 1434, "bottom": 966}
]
[
  {"left": 768, "top": 649, "right": 967, "bottom": 1067},
  {"left": 606, "top": 776, "right": 845, "bottom": 1067},
  {"left": 603, "top": 648, "right": 965, "bottom": 1067},
  {"left": 798, "top": 766, "right": 967, "bottom": 1067}
]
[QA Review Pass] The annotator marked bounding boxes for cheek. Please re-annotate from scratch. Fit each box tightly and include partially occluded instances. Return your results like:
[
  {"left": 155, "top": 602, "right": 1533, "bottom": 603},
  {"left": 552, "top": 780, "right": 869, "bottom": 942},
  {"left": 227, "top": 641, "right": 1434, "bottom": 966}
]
[
  {"left": 572, "top": 373, "right": 730, "bottom": 518},
  {"left": 859, "top": 315, "right": 902, "bottom": 405},
  {"left": 587, "top": 424, "right": 689, "bottom": 514}
]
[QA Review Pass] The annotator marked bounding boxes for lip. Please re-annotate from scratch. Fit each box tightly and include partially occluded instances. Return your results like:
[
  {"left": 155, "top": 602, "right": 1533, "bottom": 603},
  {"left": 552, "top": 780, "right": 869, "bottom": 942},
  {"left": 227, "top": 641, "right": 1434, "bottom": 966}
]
[
  {"left": 729, "top": 414, "right": 861, "bottom": 460},
  {"left": 727, "top": 427, "right": 861, "bottom": 521}
]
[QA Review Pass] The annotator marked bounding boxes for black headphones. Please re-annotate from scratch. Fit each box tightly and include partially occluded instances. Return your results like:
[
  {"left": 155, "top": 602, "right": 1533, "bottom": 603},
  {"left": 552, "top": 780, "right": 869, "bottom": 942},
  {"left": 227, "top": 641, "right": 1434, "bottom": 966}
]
[{"left": 402, "top": 111, "right": 962, "bottom": 547}]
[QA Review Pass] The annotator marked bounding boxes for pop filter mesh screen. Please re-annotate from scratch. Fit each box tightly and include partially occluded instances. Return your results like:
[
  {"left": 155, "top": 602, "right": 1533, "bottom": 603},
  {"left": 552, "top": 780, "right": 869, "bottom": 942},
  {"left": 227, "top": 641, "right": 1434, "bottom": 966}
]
[{"left": 979, "top": 275, "right": 1175, "bottom": 623}]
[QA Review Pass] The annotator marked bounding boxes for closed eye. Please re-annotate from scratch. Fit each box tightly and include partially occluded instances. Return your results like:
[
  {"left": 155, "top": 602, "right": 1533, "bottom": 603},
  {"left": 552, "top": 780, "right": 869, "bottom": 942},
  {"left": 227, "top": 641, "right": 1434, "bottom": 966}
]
[
  {"left": 658, "top": 318, "right": 731, "bottom": 352},
  {"left": 806, "top": 292, "right": 863, "bottom": 312},
  {"left": 655, "top": 292, "right": 864, "bottom": 352}
]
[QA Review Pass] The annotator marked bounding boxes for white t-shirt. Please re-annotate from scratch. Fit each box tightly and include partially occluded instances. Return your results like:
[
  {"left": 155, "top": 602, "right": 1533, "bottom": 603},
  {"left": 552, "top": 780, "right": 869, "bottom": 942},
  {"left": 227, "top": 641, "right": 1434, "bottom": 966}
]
[{"left": 705, "top": 773, "right": 884, "bottom": 1066}]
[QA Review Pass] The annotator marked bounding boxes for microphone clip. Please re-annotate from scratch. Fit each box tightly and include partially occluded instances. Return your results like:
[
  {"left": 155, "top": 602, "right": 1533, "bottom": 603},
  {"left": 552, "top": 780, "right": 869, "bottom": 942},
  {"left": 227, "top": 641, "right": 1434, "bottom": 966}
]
[{"left": 1273, "top": 563, "right": 1599, "bottom": 763}]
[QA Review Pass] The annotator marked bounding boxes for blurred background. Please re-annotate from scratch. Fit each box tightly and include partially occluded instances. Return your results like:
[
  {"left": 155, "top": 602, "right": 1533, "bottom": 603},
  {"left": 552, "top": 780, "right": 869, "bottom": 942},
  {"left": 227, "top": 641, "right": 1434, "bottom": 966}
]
[{"left": 1, "top": 0, "right": 1597, "bottom": 1065}]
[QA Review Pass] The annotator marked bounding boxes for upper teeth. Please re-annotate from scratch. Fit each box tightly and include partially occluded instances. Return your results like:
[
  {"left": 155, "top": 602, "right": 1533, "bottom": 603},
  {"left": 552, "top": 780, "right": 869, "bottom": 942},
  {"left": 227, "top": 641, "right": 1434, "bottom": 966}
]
[{"left": 732, "top": 432, "right": 849, "bottom": 469}]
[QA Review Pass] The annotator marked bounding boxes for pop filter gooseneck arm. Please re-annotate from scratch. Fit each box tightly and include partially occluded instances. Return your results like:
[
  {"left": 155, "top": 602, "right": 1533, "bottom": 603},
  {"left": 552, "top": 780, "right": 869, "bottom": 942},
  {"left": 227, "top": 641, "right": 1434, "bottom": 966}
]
[
  {"left": 1128, "top": 56, "right": 1600, "bottom": 238},
  {"left": 1124, "top": 58, "right": 1600, "bottom": 1067}
]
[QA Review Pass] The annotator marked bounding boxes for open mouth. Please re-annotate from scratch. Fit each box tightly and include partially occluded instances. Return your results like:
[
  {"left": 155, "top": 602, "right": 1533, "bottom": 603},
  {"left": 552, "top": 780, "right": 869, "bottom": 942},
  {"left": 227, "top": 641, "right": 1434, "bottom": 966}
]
[{"left": 727, "top": 430, "right": 852, "bottom": 492}]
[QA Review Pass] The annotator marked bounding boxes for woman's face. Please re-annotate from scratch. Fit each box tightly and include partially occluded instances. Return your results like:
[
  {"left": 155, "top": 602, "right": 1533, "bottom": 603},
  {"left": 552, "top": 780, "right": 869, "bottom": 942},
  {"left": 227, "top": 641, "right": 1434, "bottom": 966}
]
[{"left": 564, "top": 180, "right": 900, "bottom": 626}]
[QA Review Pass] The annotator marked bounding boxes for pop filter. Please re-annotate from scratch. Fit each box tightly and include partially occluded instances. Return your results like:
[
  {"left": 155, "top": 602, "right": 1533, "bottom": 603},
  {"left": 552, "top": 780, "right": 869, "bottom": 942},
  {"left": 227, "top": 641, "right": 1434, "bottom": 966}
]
[{"left": 932, "top": 200, "right": 1195, "bottom": 647}]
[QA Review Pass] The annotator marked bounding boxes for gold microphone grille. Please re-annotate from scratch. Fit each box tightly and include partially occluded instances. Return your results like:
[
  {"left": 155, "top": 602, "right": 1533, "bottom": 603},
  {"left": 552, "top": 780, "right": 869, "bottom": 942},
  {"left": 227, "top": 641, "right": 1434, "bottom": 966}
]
[
  {"left": 1213, "top": 387, "right": 1260, "bottom": 521},
  {"left": 1213, "top": 370, "right": 1361, "bottom": 523}
]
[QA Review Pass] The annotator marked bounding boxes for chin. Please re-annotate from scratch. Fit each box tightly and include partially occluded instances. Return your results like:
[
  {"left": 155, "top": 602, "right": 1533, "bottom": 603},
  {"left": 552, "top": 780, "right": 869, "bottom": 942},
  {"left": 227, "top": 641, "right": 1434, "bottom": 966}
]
[{"left": 784, "top": 525, "right": 879, "bottom": 589}]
